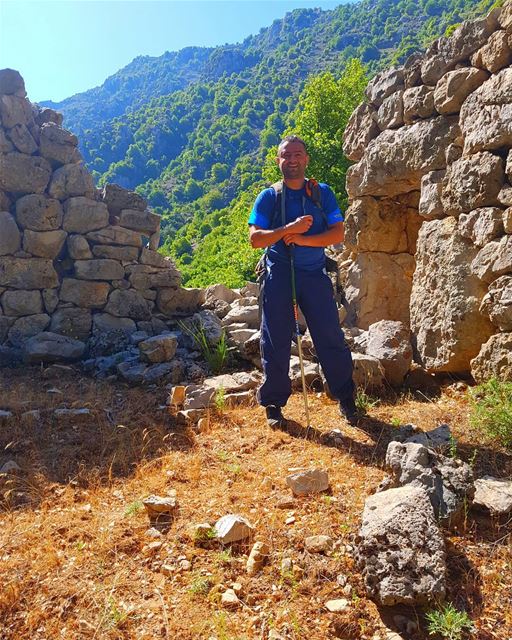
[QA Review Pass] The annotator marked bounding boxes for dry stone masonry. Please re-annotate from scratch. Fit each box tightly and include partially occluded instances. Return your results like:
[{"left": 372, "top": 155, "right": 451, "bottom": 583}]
[
  {"left": 342, "top": 1, "right": 512, "bottom": 381},
  {"left": 0, "top": 69, "right": 204, "bottom": 363}
]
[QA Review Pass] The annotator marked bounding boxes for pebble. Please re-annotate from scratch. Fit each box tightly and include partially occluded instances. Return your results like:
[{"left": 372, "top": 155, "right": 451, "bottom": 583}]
[
  {"left": 276, "top": 495, "right": 295, "bottom": 509},
  {"left": 286, "top": 468, "right": 329, "bottom": 496},
  {"left": 325, "top": 598, "right": 350, "bottom": 612},
  {"left": 221, "top": 588, "right": 240, "bottom": 608},
  {"left": 214, "top": 514, "right": 254, "bottom": 544},
  {"left": 305, "top": 534, "right": 333, "bottom": 554}
]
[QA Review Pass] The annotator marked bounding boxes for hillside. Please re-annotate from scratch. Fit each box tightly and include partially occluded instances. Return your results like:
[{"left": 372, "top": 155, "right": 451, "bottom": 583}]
[{"left": 42, "top": 0, "right": 500, "bottom": 286}]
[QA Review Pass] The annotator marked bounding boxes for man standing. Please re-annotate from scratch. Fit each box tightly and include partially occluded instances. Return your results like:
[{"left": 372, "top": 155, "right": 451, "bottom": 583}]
[{"left": 248, "top": 135, "right": 358, "bottom": 428}]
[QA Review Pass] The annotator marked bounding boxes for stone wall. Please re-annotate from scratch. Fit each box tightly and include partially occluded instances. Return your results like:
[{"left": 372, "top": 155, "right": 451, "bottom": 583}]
[
  {"left": 0, "top": 69, "right": 204, "bottom": 358},
  {"left": 342, "top": 1, "right": 512, "bottom": 381}
]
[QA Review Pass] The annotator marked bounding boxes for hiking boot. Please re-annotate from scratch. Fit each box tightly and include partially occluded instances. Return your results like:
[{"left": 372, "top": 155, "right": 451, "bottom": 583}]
[
  {"left": 339, "top": 398, "right": 364, "bottom": 427},
  {"left": 265, "top": 405, "right": 287, "bottom": 429}
]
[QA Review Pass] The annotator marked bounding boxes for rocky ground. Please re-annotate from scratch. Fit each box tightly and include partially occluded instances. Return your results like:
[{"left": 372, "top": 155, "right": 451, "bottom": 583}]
[{"left": 0, "top": 368, "right": 510, "bottom": 640}]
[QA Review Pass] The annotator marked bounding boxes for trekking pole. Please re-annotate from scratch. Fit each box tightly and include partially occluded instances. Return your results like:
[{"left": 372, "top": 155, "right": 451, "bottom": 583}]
[{"left": 289, "top": 245, "right": 311, "bottom": 430}]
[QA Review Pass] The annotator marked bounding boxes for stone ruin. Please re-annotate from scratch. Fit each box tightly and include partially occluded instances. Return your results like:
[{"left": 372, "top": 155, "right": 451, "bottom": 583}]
[
  {"left": 0, "top": 69, "right": 204, "bottom": 364},
  {"left": 342, "top": 0, "right": 512, "bottom": 382}
]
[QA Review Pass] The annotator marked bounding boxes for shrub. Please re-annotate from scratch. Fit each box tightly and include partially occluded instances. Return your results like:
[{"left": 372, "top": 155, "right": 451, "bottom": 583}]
[
  {"left": 469, "top": 378, "right": 512, "bottom": 449},
  {"left": 425, "top": 602, "right": 474, "bottom": 640}
]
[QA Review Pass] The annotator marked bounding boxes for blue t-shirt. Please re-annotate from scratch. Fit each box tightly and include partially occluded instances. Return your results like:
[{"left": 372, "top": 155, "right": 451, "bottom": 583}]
[{"left": 248, "top": 182, "right": 343, "bottom": 271}]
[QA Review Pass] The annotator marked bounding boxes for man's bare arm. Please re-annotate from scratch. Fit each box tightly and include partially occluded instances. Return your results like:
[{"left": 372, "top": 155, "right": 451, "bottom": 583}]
[
  {"left": 283, "top": 221, "right": 344, "bottom": 247},
  {"left": 249, "top": 215, "right": 313, "bottom": 249}
]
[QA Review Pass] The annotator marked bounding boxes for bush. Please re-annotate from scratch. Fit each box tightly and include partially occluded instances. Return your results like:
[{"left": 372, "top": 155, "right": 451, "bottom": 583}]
[
  {"left": 469, "top": 378, "right": 512, "bottom": 449},
  {"left": 425, "top": 602, "right": 474, "bottom": 640}
]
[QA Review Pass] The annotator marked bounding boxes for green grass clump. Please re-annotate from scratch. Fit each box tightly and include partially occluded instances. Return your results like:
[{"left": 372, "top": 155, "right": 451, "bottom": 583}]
[
  {"left": 425, "top": 602, "right": 474, "bottom": 640},
  {"left": 469, "top": 378, "right": 512, "bottom": 449}
]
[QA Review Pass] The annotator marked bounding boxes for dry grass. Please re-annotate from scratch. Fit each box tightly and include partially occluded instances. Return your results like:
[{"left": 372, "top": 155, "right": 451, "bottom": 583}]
[{"left": 0, "top": 368, "right": 510, "bottom": 640}]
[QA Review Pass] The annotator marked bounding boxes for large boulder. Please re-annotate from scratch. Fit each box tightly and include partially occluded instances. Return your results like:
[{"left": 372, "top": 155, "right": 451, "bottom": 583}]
[
  {"left": 63, "top": 197, "right": 109, "bottom": 233},
  {"left": 345, "top": 252, "right": 415, "bottom": 329},
  {"left": 458, "top": 208, "right": 504, "bottom": 247},
  {"left": 342, "top": 102, "right": 380, "bottom": 162},
  {"left": 47, "top": 163, "right": 95, "bottom": 200},
  {"left": 1, "top": 290, "right": 43, "bottom": 316},
  {"left": 480, "top": 276, "right": 512, "bottom": 331},
  {"left": 471, "top": 234, "right": 512, "bottom": 284},
  {"left": 23, "top": 331, "right": 86, "bottom": 363},
  {"left": 441, "top": 152, "right": 504, "bottom": 217},
  {"left": 346, "top": 116, "right": 459, "bottom": 198},
  {"left": 365, "top": 68, "right": 404, "bottom": 107},
  {"left": 385, "top": 441, "right": 475, "bottom": 524},
  {"left": 22, "top": 229, "right": 67, "bottom": 259},
  {"left": 459, "top": 68, "right": 512, "bottom": 155},
  {"left": 410, "top": 218, "right": 494, "bottom": 372},
  {"left": 344, "top": 196, "right": 420, "bottom": 254},
  {"left": 15, "top": 194, "right": 63, "bottom": 231},
  {"left": 433, "top": 67, "right": 489, "bottom": 115},
  {"left": 402, "top": 86, "right": 435, "bottom": 124},
  {"left": 74, "top": 259, "right": 125, "bottom": 281},
  {"left": 39, "top": 123, "right": 81, "bottom": 166},
  {"left": 49, "top": 308, "right": 92, "bottom": 341},
  {"left": 471, "top": 29, "right": 512, "bottom": 74},
  {"left": 139, "top": 334, "right": 177, "bottom": 363},
  {"left": 0, "top": 257, "right": 58, "bottom": 289},
  {"left": 420, "top": 11, "right": 499, "bottom": 84},
  {"left": 86, "top": 225, "right": 142, "bottom": 247},
  {"left": 156, "top": 287, "right": 205, "bottom": 316},
  {"left": 60, "top": 278, "right": 110, "bottom": 308},
  {"left": 0, "top": 69, "right": 26, "bottom": 96},
  {"left": 0, "top": 152, "right": 52, "bottom": 194},
  {"left": 8, "top": 314, "right": 50, "bottom": 346},
  {"left": 366, "top": 320, "right": 413, "bottom": 386},
  {"left": 471, "top": 332, "right": 512, "bottom": 382},
  {"left": 356, "top": 486, "right": 446, "bottom": 606},
  {"left": 0, "top": 211, "right": 21, "bottom": 255},
  {"left": 101, "top": 183, "right": 147, "bottom": 216},
  {"left": 118, "top": 209, "right": 160, "bottom": 235},
  {"left": 104, "top": 289, "right": 151, "bottom": 320}
]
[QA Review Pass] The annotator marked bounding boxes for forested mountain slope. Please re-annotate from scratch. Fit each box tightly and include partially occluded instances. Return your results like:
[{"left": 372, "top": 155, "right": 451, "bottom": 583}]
[{"left": 42, "top": 0, "right": 499, "bottom": 286}]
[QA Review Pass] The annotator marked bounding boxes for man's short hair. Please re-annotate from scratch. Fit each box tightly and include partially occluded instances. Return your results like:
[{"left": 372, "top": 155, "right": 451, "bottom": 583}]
[{"left": 277, "top": 135, "right": 308, "bottom": 154}]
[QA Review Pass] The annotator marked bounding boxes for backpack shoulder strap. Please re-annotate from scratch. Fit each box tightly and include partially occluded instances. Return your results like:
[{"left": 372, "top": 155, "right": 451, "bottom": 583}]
[
  {"left": 305, "top": 178, "right": 329, "bottom": 226},
  {"left": 270, "top": 180, "right": 286, "bottom": 228}
]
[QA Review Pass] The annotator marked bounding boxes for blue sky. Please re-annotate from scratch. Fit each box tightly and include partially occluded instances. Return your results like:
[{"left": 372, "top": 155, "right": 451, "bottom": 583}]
[{"left": 0, "top": 0, "right": 345, "bottom": 103}]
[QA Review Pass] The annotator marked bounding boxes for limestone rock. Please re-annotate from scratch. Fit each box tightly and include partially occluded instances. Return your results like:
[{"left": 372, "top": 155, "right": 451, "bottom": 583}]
[
  {"left": 347, "top": 116, "right": 459, "bottom": 199},
  {"left": 325, "top": 599, "right": 350, "bottom": 613},
  {"left": 92, "top": 244, "right": 139, "bottom": 262},
  {"left": 104, "top": 289, "right": 151, "bottom": 320},
  {"left": 344, "top": 197, "right": 419, "bottom": 254},
  {"left": 345, "top": 252, "right": 415, "bottom": 329},
  {"left": 403, "top": 424, "right": 453, "bottom": 453},
  {"left": 36, "top": 107, "right": 63, "bottom": 127},
  {"left": 471, "top": 29, "right": 512, "bottom": 73},
  {"left": 246, "top": 541, "right": 269, "bottom": 575},
  {"left": 8, "top": 314, "right": 50, "bottom": 345},
  {"left": 75, "top": 259, "right": 124, "bottom": 281},
  {"left": 0, "top": 212, "right": 21, "bottom": 255},
  {"left": 42, "top": 288, "right": 59, "bottom": 314},
  {"left": 23, "top": 229, "right": 67, "bottom": 259},
  {"left": 421, "top": 11, "right": 499, "bottom": 84},
  {"left": 473, "top": 476, "right": 512, "bottom": 515},
  {"left": 305, "top": 535, "right": 333, "bottom": 554},
  {"left": 286, "top": 469, "right": 329, "bottom": 496},
  {"left": 442, "top": 152, "right": 504, "bottom": 216},
  {"left": 402, "top": 86, "right": 435, "bottom": 124},
  {"left": 0, "top": 94, "right": 33, "bottom": 128},
  {"left": 117, "top": 360, "right": 148, "bottom": 384},
  {"left": 63, "top": 197, "right": 109, "bottom": 233},
  {"left": 385, "top": 441, "right": 474, "bottom": 524},
  {"left": 1, "top": 290, "right": 42, "bottom": 316},
  {"left": 7, "top": 123, "right": 38, "bottom": 154},
  {"left": 15, "top": 194, "right": 63, "bottom": 232},
  {"left": 0, "top": 69, "right": 26, "bottom": 96},
  {"left": 366, "top": 320, "right": 412, "bottom": 386},
  {"left": 48, "top": 163, "right": 95, "bottom": 200},
  {"left": 342, "top": 102, "right": 380, "bottom": 162},
  {"left": 39, "top": 123, "right": 81, "bottom": 166},
  {"left": 222, "top": 304, "right": 259, "bottom": 327},
  {"left": 67, "top": 235, "right": 92, "bottom": 260},
  {"left": 157, "top": 287, "right": 205, "bottom": 316},
  {"left": 458, "top": 208, "right": 504, "bottom": 247},
  {"left": 433, "top": 67, "right": 489, "bottom": 115},
  {"left": 0, "top": 152, "right": 52, "bottom": 194},
  {"left": 471, "top": 234, "right": 512, "bottom": 284},
  {"left": 411, "top": 218, "right": 493, "bottom": 372},
  {"left": 352, "top": 353, "right": 386, "bottom": 390},
  {"left": 0, "top": 257, "right": 58, "bottom": 289},
  {"left": 418, "top": 170, "right": 445, "bottom": 219},
  {"left": 93, "top": 313, "right": 137, "bottom": 334},
  {"left": 183, "top": 385, "right": 215, "bottom": 409},
  {"left": 214, "top": 514, "right": 254, "bottom": 543},
  {"left": 118, "top": 209, "right": 160, "bottom": 234},
  {"left": 377, "top": 91, "right": 404, "bottom": 130},
  {"left": 471, "top": 332, "right": 512, "bottom": 381},
  {"left": 139, "top": 334, "right": 177, "bottom": 363},
  {"left": 143, "top": 494, "right": 178, "bottom": 520},
  {"left": 365, "top": 68, "right": 404, "bottom": 107},
  {"left": 60, "top": 278, "right": 110, "bottom": 308},
  {"left": 23, "top": 331, "right": 85, "bottom": 362},
  {"left": 459, "top": 69, "right": 512, "bottom": 155},
  {"left": 357, "top": 486, "right": 446, "bottom": 606},
  {"left": 204, "top": 283, "right": 240, "bottom": 305},
  {"left": 101, "top": 183, "right": 147, "bottom": 216},
  {"left": 86, "top": 225, "right": 142, "bottom": 247},
  {"left": 49, "top": 308, "right": 92, "bottom": 341},
  {"left": 480, "top": 276, "right": 512, "bottom": 330}
]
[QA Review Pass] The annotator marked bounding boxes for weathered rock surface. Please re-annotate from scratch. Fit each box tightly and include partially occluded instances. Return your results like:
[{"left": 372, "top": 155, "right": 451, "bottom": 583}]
[
  {"left": 286, "top": 469, "right": 329, "bottom": 496},
  {"left": 480, "top": 276, "right": 512, "bottom": 330},
  {"left": 342, "top": 102, "right": 380, "bottom": 162},
  {"left": 473, "top": 476, "right": 512, "bottom": 515},
  {"left": 139, "top": 334, "right": 177, "bottom": 363},
  {"left": 0, "top": 152, "right": 52, "bottom": 194},
  {"left": 214, "top": 514, "right": 254, "bottom": 543},
  {"left": 0, "top": 257, "right": 58, "bottom": 289},
  {"left": 357, "top": 486, "right": 446, "bottom": 606},
  {"left": 15, "top": 195, "right": 63, "bottom": 231},
  {"left": 471, "top": 332, "right": 512, "bottom": 381},
  {"left": 0, "top": 212, "right": 21, "bottom": 255},
  {"left": 23, "top": 331, "right": 86, "bottom": 363},
  {"left": 366, "top": 320, "right": 412, "bottom": 386},
  {"left": 410, "top": 218, "right": 493, "bottom": 372}
]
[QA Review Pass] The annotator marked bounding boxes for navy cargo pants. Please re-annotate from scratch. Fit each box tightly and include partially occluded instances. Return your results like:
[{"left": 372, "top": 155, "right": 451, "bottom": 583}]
[{"left": 257, "top": 260, "right": 354, "bottom": 408}]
